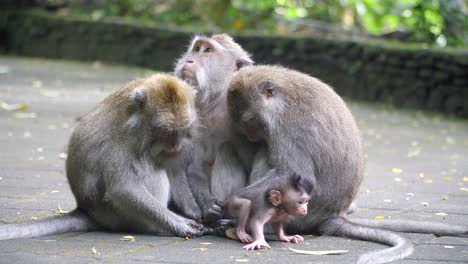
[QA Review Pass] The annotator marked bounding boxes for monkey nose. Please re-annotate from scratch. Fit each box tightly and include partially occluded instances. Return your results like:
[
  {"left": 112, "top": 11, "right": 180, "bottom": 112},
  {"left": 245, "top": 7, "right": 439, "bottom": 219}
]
[{"left": 187, "top": 60, "right": 194, "bottom": 64}]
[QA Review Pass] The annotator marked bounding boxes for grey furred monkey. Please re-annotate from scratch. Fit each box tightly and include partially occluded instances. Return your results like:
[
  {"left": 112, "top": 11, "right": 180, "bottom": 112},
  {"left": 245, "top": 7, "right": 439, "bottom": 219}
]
[
  {"left": 174, "top": 33, "right": 257, "bottom": 223},
  {"left": 0, "top": 74, "right": 208, "bottom": 240},
  {"left": 228, "top": 65, "right": 467, "bottom": 262},
  {"left": 228, "top": 65, "right": 410, "bottom": 264}
]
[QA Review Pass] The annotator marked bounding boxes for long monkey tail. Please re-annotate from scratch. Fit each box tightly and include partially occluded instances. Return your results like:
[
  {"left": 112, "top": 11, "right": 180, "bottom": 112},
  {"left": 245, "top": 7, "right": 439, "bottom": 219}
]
[
  {"left": 0, "top": 209, "right": 97, "bottom": 240},
  {"left": 348, "top": 218, "right": 468, "bottom": 237},
  {"left": 319, "top": 217, "right": 414, "bottom": 264}
]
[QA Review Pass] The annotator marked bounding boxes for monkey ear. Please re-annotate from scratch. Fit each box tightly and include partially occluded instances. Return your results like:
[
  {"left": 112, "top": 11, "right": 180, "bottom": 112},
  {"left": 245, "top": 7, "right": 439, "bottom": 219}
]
[
  {"left": 236, "top": 58, "right": 253, "bottom": 70},
  {"left": 130, "top": 87, "right": 146, "bottom": 107},
  {"left": 269, "top": 190, "right": 282, "bottom": 207},
  {"left": 258, "top": 81, "right": 276, "bottom": 98}
]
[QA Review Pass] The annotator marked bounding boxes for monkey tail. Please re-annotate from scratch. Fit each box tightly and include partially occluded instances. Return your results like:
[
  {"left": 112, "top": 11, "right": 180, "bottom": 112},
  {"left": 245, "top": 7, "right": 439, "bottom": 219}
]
[
  {"left": 319, "top": 217, "right": 413, "bottom": 264},
  {"left": 348, "top": 218, "right": 468, "bottom": 237},
  {"left": 0, "top": 209, "right": 97, "bottom": 240}
]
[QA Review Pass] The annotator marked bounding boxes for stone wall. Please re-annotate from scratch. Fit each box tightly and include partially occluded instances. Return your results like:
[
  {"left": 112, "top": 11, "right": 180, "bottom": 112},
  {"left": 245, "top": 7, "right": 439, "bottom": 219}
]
[{"left": 1, "top": 9, "right": 467, "bottom": 118}]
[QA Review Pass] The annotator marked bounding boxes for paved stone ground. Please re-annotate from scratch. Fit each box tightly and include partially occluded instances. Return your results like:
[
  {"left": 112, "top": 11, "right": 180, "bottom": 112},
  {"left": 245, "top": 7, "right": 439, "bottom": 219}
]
[{"left": 0, "top": 56, "right": 467, "bottom": 264}]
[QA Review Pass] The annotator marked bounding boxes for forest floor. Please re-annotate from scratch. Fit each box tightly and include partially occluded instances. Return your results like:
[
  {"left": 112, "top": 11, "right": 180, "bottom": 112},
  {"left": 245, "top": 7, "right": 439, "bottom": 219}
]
[{"left": 0, "top": 56, "right": 467, "bottom": 264}]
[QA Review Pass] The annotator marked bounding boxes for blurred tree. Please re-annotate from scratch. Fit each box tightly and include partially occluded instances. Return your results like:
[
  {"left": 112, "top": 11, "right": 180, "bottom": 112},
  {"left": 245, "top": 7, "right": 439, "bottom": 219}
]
[{"left": 53, "top": 0, "right": 468, "bottom": 47}]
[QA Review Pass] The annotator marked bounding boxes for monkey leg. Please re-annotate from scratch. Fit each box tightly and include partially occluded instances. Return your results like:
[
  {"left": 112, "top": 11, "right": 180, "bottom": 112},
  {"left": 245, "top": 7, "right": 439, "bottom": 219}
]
[{"left": 110, "top": 183, "right": 207, "bottom": 237}]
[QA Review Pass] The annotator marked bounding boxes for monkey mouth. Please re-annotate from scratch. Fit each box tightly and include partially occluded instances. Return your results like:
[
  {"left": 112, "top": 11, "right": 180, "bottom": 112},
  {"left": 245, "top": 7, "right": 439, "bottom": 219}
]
[{"left": 181, "top": 69, "right": 196, "bottom": 81}]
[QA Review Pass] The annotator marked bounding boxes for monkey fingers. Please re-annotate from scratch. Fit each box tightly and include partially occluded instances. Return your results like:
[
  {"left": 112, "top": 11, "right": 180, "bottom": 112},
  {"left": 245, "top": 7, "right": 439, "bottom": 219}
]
[
  {"left": 179, "top": 219, "right": 208, "bottom": 238},
  {"left": 236, "top": 229, "right": 254, "bottom": 243},
  {"left": 279, "top": 234, "right": 304, "bottom": 243},
  {"left": 242, "top": 239, "right": 271, "bottom": 250},
  {"left": 201, "top": 200, "right": 223, "bottom": 224}
]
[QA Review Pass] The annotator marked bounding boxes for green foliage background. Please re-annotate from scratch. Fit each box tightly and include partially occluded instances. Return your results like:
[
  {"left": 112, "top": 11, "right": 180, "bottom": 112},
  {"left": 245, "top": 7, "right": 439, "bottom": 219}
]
[{"left": 56, "top": 0, "right": 467, "bottom": 47}]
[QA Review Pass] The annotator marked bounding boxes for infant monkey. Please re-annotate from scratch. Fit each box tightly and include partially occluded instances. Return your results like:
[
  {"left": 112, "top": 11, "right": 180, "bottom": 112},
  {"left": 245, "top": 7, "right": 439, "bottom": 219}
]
[{"left": 224, "top": 169, "right": 313, "bottom": 250}]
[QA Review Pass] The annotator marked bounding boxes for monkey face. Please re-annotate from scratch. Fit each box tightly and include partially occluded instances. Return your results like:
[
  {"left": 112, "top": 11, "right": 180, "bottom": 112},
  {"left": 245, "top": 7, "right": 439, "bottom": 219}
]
[
  {"left": 175, "top": 35, "right": 252, "bottom": 105},
  {"left": 284, "top": 190, "right": 310, "bottom": 217}
]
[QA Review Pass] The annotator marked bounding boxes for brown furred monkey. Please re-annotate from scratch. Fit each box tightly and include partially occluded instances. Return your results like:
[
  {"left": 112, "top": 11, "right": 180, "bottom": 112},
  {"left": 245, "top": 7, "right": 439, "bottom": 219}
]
[
  {"left": 224, "top": 169, "right": 313, "bottom": 250},
  {"left": 174, "top": 34, "right": 257, "bottom": 223},
  {"left": 0, "top": 74, "right": 208, "bottom": 240},
  {"left": 228, "top": 65, "right": 412, "bottom": 264}
]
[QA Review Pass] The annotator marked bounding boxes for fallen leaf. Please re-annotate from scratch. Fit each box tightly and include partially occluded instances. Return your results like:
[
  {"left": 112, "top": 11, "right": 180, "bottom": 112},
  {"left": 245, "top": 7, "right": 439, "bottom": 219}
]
[
  {"left": 234, "top": 259, "right": 249, "bottom": 262},
  {"left": 459, "top": 187, "right": 468, "bottom": 192},
  {"left": 39, "top": 89, "right": 59, "bottom": 97},
  {"left": 443, "top": 245, "right": 454, "bottom": 249},
  {"left": 463, "top": 177, "right": 468, "bottom": 182},
  {"left": 421, "top": 202, "right": 429, "bottom": 207},
  {"left": 92, "top": 247, "right": 98, "bottom": 254},
  {"left": 37, "top": 147, "right": 44, "bottom": 152},
  {"left": 32, "top": 80, "right": 43, "bottom": 88},
  {"left": 14, "top": 112, "right": 37, "bottom": 119},
  {"left": 0, "top": 65, "right": 10, "bottom": 74},
  {"left": 58, "top": 153, "right": 67, "bottom": 160},
  {"left": 120, "top": 235, "right": 136, "bottom": 242},
  {"left": 442, "top": 176, "right": 453, "bottom": 181},
  {"left": 375, "top": 216, "right": 385, "bottom": 220},
  {"left": 200, "top": 242, "right": 212, "bottom": 245},
  {"left": 0, "top": 101, "right": 29, "bottom": 111},
  {"left": 383, "top": 199, "right": 392, "bottom": 203},
  {"left": 392, "top": 168, "right": 403, "bottom": 174},
  {"left": 23, "top": 131, "right": 32, "bottom": 138},
  {"left": 445, "top": 137, "right": 455, "bottom": 145},
  {"left": 434, "top": 212, "right": 448, "bottom": 216},
  {"left": 394, "top": 178, "right": 401, "bottom": 182},
  {"left": 192, "top": 248, "right": 208, "bottom": 251},
  {"left": 185, "top": 236, "right": 191, "bottom": 240},
  {"left": 442, "top": 196, "right": 449, "bottom": 200},
  {"left": 57, "top": 205, "right": 69, "bottom": 214},
  {"left": 50, "top": 190, "right": 60, "bottom": 193},
  {"left": 423, "top": 179, "right": 433, "bottom": 184},
  {"left": 286, "top": 247, "right": 348, "bottom": 255}
]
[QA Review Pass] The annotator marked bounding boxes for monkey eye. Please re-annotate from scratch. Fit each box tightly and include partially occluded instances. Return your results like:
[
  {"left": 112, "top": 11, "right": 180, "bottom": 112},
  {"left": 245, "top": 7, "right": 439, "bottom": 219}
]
[
  {"left": 193, "top": 46, "right": 200, "bottom": 52},
  {"left": 204, "top": 47, "right": 213, "bottom": 53}
]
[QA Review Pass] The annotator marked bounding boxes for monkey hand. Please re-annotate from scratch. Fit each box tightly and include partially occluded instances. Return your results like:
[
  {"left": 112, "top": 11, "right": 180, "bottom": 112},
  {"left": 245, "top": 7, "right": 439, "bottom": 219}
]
[
  {"left": 278, "top": 234, "right": 304, "bottom": 243},
  {"left": 175, "top": 218, "right": 208, "bottom": 238},
  {"left": 242, "top": 239, "right": 271, "bottom": 251},
  {"left": 201, "top": 199, "right": 223, "bottom": 224},
  {"left": 236, "top": 228, "right": 254, "bottom": 243}
]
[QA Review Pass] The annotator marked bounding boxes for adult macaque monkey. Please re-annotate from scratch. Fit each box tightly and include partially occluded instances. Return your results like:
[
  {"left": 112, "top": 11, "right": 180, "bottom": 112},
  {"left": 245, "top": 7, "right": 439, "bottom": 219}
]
[
  {"left": 0, "top": 74, "right": 208, "bottom": 240},
  {"left": 174, "top": 34, "right": 256, "bottom": 223},
  {"left": 224, "top": 169, "right": 313, "bottom": 250},
  {"left": 228, "top": 65, "right": 468, "bottom": 263}
]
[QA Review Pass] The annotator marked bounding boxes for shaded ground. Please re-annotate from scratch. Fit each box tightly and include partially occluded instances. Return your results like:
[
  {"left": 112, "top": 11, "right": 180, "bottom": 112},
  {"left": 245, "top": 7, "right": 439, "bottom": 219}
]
[{"left": 0, "top": 56, "right": 467, "bottom": 264}]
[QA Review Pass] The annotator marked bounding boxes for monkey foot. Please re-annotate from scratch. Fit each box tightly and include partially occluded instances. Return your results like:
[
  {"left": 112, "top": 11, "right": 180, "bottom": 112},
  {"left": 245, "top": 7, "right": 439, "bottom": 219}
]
[
  {"left": 242, "top": 240, "right": 271, "bottom": 250},
  {"left": 279, "top": 234, "right": 304, "bottom": 243}
]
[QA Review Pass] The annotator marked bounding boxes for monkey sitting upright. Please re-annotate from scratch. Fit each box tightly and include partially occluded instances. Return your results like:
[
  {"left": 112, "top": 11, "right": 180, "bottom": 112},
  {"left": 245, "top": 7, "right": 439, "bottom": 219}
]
[
  {"left": 223, "top": 169, "right": 313, "bottom": 250},
  {"left": 0, "top": 73, "right": 208, "bottom": 240}
]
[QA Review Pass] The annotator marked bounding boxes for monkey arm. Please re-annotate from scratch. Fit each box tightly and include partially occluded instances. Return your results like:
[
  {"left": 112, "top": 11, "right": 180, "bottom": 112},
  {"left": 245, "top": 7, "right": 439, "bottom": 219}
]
[
  {"left": 186, "top": 162, "right": 223, "bottom": 224},
  {"left": 273, "top": 221, "right": 304, "bottom": 243},
  {"left": 109, "top": 183, "right": 207, "bottom": 237},
  {"left": 167, "top": 166, "right": 203, "bottom": 221}
]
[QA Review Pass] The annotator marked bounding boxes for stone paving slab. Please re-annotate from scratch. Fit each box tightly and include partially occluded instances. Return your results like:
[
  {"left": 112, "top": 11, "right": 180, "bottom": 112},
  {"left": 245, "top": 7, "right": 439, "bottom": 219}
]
[{"left": 0, "top": 56, "right": 467, "bottom": 263}]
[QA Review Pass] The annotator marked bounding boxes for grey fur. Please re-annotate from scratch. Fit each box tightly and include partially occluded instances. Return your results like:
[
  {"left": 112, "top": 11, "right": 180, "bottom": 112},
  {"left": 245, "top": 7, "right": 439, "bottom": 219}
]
[
  {"left": 0, "top": 74, "right": 208, "bottom": 240},
  {"left": 174, "top": 34, "right": 254, "bottom": 222},
  {"left": 227, "top": 65, "right": 414, "bottom": 263}
]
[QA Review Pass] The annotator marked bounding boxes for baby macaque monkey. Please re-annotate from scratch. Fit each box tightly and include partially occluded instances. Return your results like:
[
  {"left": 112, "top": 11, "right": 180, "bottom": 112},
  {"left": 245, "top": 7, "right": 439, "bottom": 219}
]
[{"left": 224, "top": 169, "right": 313, "bottom": 250}]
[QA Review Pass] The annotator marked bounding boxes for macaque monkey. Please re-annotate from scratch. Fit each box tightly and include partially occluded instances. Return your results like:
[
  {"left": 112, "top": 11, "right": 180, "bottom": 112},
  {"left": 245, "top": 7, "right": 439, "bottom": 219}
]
[
  {"left": 0, "top": 74, "right": 208, "bottom": 240},
  {"left": 227, "top": 65, "right": 468, "bottom": 263},
  {"left": 174, "top": 34, "right": 256, "bottom": 223},
  {"left": 224, "top": 169, "right": 313, "bottom": 250}
]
